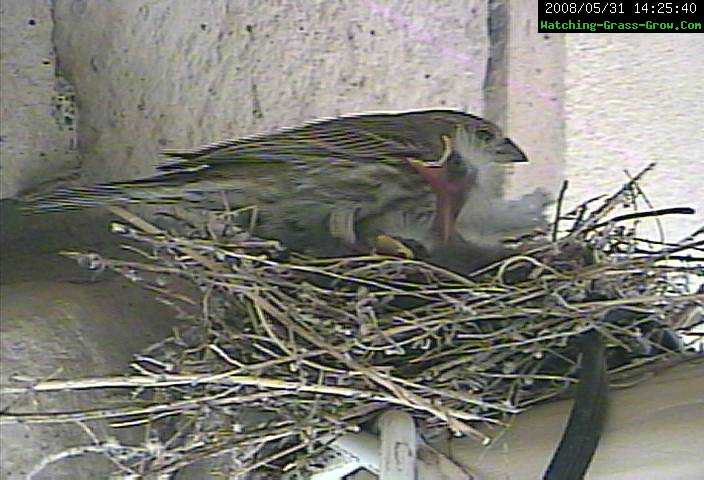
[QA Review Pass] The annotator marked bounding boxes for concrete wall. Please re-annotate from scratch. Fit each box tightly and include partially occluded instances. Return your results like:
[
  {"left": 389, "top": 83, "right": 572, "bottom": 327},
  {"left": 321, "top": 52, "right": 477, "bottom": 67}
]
[
  {"left": 564, "top": 34, "right": 704, "bottom": 241},
  {"left": 0, "top": 0, "right": 78, "bottom": 198},
  {"left": 49, "top": 0, "right": 489, "bottom": 184},
  {"left": 505, "top": 1, "right": 566, "bottom": 198}
]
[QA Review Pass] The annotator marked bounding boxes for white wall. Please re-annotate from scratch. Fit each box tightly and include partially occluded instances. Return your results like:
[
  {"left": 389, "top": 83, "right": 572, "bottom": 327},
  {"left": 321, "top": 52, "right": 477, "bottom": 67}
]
[{"left": 564, "top": 34, "right": 704, "bottom": 241}]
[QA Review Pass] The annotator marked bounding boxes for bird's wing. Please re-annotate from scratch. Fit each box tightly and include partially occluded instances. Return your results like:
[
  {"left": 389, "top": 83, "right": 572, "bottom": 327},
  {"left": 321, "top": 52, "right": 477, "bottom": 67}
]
[{"left": 157, "top": 111, "right": 468, "bottom": 172}]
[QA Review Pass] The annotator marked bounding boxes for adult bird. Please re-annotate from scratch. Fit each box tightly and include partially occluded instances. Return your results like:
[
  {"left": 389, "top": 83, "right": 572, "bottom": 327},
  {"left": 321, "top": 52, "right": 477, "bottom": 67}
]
[{"left": 21, "top": 109, "right": 528, "bottom": 257}]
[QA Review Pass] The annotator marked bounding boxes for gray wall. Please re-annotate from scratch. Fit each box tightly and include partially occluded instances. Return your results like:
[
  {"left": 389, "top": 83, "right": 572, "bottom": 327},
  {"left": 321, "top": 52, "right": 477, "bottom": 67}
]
[{"left": 0, "top": 1, "right": 78, "bottom": 198}]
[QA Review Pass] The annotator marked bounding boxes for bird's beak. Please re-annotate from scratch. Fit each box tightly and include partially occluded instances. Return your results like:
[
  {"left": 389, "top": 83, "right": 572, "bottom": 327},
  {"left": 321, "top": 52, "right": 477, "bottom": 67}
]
[{"left": 495, "top": 138, "right": 528, "bottom": 164}]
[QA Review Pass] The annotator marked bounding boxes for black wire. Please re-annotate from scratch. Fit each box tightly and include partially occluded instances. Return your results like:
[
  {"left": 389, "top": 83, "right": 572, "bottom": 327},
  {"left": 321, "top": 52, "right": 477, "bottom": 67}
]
[{"left": 544, "top": 330, "right": 608, "bottom": 480}]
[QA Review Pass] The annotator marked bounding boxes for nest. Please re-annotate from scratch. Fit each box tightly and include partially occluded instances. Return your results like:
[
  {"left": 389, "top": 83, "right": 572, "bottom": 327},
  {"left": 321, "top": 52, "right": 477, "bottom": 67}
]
[{"left": 3, "top": 164, "right": 703, "bottom": 479}]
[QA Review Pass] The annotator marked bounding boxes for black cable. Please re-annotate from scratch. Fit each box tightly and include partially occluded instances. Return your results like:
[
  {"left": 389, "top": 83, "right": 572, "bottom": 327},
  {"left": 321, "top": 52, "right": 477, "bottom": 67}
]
[{"left": 544, "top": 330, "right": 608, "bottom": 480}]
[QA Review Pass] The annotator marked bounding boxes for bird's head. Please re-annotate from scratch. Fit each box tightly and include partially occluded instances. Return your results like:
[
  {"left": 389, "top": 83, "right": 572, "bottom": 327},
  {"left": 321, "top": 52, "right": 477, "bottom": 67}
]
[{"left": 452, "top": 118, "right": 528, "bottom": 172}]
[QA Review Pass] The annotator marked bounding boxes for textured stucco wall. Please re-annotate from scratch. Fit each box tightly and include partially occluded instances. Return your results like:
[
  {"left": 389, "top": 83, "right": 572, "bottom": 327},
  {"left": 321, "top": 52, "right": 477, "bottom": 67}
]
[
  {"left": 505, "top": 0, "right": 566, "bottom": 198},
  {"left": 0, "top": 0, "right": 78, "bottom": 199},
  {"left": 564, "top": 34, "right": 704, "bottom": 240},
  {"left": 50, "top": 0, "right": 489, "bottom": 184}
]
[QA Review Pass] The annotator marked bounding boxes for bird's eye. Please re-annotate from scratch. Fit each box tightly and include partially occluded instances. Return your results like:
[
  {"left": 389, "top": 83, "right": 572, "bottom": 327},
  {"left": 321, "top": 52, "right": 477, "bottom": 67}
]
[{"left": 475, "top": 128, "right": 494, "bottom": 142}]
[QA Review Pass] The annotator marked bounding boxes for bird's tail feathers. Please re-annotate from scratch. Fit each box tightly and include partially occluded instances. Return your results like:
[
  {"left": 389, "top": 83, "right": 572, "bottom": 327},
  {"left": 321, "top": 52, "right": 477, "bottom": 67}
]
[{"left": 20, "top": 178, "right": 190, "bottom": 213}]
